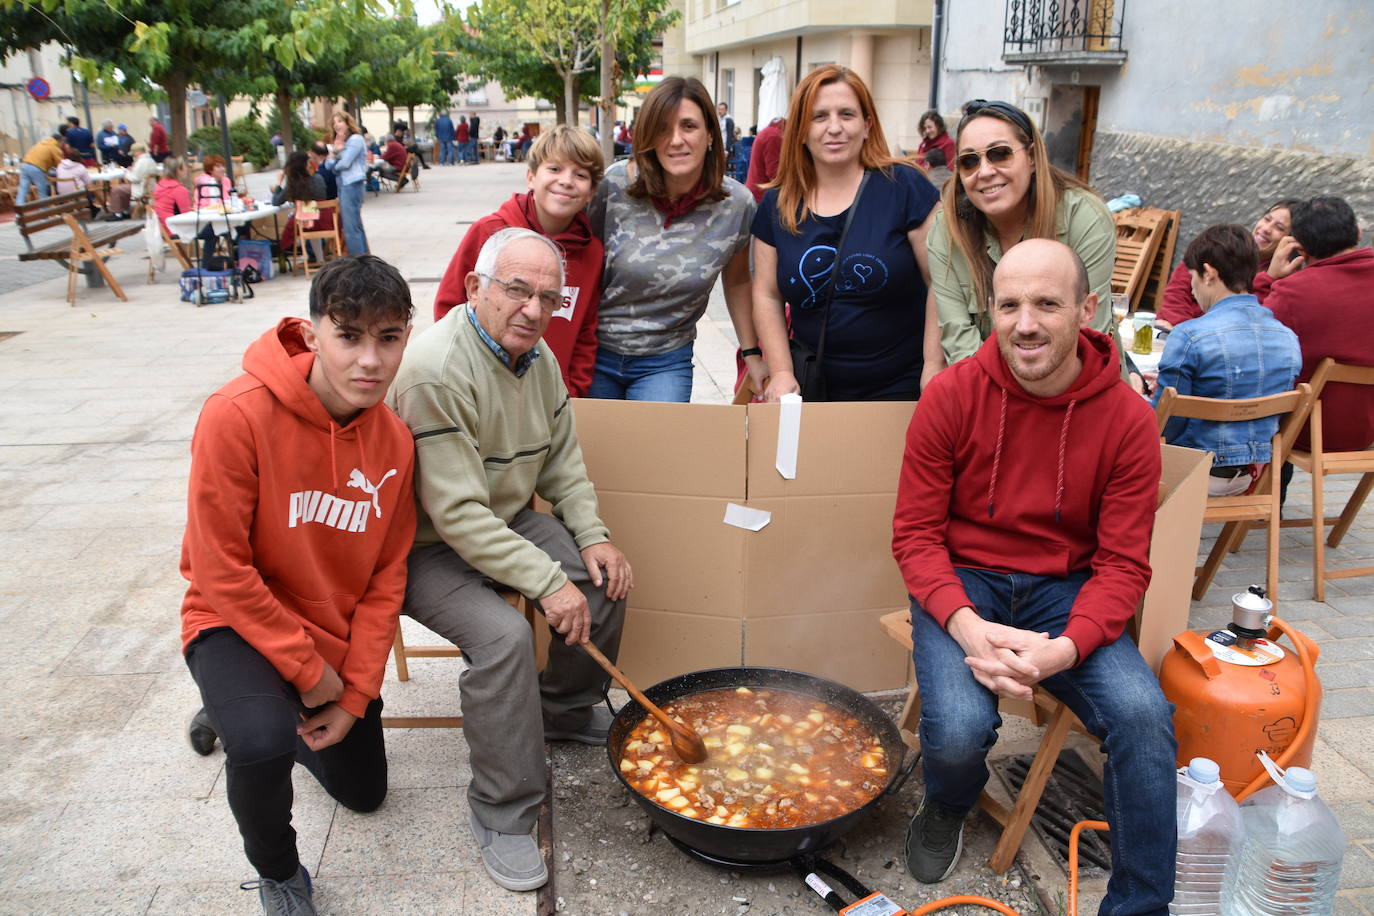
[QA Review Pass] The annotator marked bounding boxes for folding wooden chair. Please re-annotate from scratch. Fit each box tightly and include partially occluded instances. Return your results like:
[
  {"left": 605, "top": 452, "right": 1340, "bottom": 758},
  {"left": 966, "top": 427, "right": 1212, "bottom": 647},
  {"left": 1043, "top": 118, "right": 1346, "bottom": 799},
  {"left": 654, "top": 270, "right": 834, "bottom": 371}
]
[
  {"left": 879, "top": 609, "right": 1099, "bottom": 874},
  {"left": 1111, "top": 208, "right": 1169, "bottom": 312},
  {"left": 382, "top": 588, "right": 535, "bottom": 729},
  {"left": 60, "top": 213, "right": 128, "bottom": 306},
  {"left": 1154, "top": 384, "right": 1315, "bottom": 601},
  {"left": 294, "top": 200, "right": 343, "bottom": 278},
  {"left": 396, "top": 152, "right": 419, "bottom": 192},
  {"left": 1279, "top": 359, "right": 1374, "bottom": 600}
]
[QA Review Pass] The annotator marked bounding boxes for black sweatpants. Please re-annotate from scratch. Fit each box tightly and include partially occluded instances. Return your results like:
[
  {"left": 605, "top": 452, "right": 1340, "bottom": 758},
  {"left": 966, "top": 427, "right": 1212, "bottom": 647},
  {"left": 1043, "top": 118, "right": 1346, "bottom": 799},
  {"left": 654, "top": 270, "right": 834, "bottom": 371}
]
[{"left": 185, "top": 627, "right": 387, "bottom": 880}]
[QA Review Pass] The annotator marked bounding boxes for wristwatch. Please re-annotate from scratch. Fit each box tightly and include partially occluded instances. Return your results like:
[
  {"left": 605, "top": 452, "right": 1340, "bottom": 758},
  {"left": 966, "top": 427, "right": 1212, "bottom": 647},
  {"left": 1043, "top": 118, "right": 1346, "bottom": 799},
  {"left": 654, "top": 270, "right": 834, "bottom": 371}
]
[{"left": 740, "top": 347, "right": 763, "bottom": 358}]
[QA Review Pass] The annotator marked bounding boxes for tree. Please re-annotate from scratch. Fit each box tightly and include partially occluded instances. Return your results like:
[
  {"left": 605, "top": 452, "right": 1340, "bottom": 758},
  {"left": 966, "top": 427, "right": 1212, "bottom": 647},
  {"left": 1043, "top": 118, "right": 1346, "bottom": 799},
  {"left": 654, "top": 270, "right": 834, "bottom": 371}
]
[{"left": 456, "top": 0, "right": 677, "bottom": 127}]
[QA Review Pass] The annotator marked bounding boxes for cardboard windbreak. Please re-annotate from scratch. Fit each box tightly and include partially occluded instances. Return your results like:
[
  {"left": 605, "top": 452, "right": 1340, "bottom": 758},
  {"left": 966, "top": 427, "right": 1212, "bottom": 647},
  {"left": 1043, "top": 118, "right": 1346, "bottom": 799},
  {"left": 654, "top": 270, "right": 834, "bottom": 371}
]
[{"left": 572, "top": 398, "right": 1211, "bottom": 692}]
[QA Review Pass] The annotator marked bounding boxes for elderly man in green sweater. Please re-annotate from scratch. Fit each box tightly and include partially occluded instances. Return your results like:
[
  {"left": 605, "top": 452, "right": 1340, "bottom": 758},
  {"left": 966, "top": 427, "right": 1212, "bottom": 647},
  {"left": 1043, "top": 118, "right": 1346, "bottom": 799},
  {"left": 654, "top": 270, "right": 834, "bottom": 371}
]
[{"left": 392, "top": 227, "right": 632, "bottom": 893}]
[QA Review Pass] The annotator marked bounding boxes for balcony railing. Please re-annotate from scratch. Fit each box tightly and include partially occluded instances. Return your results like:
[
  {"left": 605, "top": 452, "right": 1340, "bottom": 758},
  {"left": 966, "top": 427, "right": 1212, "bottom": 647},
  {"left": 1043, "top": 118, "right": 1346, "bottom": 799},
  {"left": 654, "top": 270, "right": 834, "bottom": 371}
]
[{"left": 1003, "top": 0, "right": 1126, "bottom": 65}]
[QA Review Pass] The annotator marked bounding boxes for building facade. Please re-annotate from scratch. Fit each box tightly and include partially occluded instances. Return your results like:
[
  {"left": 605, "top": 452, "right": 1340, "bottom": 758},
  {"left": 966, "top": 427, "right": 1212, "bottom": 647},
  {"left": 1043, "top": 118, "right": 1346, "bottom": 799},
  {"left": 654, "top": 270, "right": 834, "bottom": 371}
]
[
  {"left": 664, "top": 0, "right": 935, "bottom": 153},
  {"left": 938, "top": 0, "right": 1373, "bottom": 246}
]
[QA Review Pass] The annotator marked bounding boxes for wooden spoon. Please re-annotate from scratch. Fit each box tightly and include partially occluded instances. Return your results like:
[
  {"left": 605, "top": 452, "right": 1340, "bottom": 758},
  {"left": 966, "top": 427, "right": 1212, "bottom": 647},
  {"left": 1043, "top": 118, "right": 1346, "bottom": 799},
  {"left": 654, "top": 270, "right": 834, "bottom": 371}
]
[{"left": 579, "top": 640, "right": 708, "bottom": 764}]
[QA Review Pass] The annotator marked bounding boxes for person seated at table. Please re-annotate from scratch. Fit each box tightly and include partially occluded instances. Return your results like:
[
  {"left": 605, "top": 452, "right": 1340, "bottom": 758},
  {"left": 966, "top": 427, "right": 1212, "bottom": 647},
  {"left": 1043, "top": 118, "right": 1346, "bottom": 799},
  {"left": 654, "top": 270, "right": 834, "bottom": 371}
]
[
  {"left": 308, "top": 142, "right": 338, "bottom": 200},
  {"left": 392, "top": 120, "right": 430, "bottom": 170},
  {"left": 116, "top": 125, "right": 136, "bottom": 166},
  {"left": 1151, "top": 224, "right": 1301, "bottom": 496},
  {"left": 153, "top": 156, "right": 194, "bottom": 236},
  {"left": 378, "top": 132, "right": 415, "bottom": 189},
  {"left": 97, "top": 120, "right": 123, "bottom": 166},
  {"left": 195, "top": 154, "right": 234, "bottom": 206},
  {"left": 272, "top": 151, "right": 333, "bottom": 262},
  {"left": 53, "top": 146, "right": 92, "bottom": 195},
  {"left": 105, "top": 142, "right": 159, "bottom": 220},
  {"left": 1156, "top": 199, "right": 1301, "bottom": 330},
  {"left": 892, "top": 238, "right": 1175, "bottom": 915},
  {"left": 915, "top": 109, "right": 956, "bottom": 170},
  {"left": 922, "top": 147, "right": 954, "bottom": 190},
  {"left": 16, "top": 134, "right": 63, "bottom": 206}
]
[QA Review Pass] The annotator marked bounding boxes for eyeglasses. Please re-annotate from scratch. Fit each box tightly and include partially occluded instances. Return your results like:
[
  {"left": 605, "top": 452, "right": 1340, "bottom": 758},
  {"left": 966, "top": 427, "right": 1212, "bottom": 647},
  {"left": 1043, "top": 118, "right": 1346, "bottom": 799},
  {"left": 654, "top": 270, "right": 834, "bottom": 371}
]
[
  {"left": 956, "top": 144, "right": 1025, "bottom": 175},
  {"left": 479, "top": 273, "right": 562, "bottom": 313}
]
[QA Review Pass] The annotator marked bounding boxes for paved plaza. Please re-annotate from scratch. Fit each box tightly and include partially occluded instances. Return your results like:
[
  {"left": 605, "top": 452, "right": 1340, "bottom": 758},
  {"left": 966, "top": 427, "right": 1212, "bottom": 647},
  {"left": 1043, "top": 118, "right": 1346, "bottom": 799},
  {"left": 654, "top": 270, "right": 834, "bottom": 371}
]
[{"left": 0, "top": 162, "right": 1370, "bottom": 914}]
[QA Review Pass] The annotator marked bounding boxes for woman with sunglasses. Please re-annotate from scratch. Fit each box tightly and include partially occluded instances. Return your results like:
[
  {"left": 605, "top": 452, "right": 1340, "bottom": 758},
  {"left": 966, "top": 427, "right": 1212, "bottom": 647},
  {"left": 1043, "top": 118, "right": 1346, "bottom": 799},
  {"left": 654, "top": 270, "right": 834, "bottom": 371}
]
[
  {"left": 922, "top": 100, "right": 1119, "bottom": 387},
  {"left": 751, "top": 66, "right": 940, "bottom": 402},
  {"left": 588, "top": 76, "right": 763, "bottom": 402}
]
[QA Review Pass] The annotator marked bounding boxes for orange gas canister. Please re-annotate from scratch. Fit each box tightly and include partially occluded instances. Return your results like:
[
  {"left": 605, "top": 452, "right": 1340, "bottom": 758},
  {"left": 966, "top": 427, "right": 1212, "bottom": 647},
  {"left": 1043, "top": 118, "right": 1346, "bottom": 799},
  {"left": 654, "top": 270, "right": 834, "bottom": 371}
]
[{"left": 1158, "top": 587, "right": 1322, "bottom": 798}]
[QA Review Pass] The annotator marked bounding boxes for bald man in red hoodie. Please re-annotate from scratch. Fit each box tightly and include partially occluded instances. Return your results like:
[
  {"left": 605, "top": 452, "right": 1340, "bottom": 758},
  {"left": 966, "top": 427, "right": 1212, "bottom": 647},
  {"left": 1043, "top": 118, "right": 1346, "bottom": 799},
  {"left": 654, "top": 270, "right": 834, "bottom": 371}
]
[{"left": 893, "top": 239, "right": 1176, "bottom": 916}]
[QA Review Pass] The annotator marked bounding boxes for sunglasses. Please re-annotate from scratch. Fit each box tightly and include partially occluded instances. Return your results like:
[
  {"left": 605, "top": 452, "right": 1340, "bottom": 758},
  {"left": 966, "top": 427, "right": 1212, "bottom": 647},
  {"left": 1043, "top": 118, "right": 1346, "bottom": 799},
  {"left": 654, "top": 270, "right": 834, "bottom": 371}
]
[{"left": 956, "top": 144, "right": 1025, "bottom": 174}]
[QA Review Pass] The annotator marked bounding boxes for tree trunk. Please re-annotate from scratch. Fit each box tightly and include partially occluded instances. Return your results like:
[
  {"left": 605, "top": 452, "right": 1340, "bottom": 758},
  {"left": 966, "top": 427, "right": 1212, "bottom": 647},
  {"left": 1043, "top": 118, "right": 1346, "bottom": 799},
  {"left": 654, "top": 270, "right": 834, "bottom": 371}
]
[
  {"left": 276, "top": 84, "right": 295, "bottom": 154},
  {"left": 563, "top": 71, "right": 577, "bottom": 128},
  {"left": 386, "top": 104, "right": 395, "bottom": 131},
  {"left": 599, "top": 0, "right": 614, "bottom": 164},
  {"left": 165, "top": 71, "right": 190, "bottom": 158},
  {"left": 407, "top": 104, "right": 416, "bottom": 133}
]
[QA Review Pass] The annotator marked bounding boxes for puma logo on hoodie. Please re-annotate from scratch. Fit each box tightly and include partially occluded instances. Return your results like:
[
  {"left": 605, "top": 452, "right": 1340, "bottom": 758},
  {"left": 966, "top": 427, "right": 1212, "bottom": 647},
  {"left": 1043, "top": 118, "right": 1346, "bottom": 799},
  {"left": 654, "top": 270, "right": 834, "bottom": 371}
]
[{"left": 288, "top": 467, "right": 398, "bottom": 532}]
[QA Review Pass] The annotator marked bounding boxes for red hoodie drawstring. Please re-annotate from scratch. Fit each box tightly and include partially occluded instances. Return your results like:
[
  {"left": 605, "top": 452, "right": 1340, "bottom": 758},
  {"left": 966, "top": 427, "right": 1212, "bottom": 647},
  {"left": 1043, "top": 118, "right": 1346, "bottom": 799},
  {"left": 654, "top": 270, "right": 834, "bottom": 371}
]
[
  {"left": 1054, "top": 401, "right": 1077, "bottom": 523},
  {"left": 988, "top": 389, "right": 1008, "bottom": 518},
  {"left": 328, "top": 421, "right": 339, "bottom": 494},
  {"left": 357, "top": 431, "right": 368, "bottom": 483}
]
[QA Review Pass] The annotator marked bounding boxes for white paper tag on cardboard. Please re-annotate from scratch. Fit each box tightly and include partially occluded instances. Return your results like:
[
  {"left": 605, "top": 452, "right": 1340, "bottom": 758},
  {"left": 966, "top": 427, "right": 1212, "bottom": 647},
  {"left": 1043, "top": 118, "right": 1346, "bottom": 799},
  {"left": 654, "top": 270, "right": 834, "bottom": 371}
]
[
  {"left": 776, "top": 392, "right": 802, "bottom": 479},
  {"left": 723, "top": 503, "right": 771, "bottom": 531}
]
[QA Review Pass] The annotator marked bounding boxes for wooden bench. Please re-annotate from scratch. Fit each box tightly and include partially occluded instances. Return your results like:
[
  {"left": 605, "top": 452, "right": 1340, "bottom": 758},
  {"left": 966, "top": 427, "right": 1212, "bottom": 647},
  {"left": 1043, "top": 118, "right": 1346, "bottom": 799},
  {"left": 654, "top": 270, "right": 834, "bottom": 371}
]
[{"left": 16, "top": 190, "right": 143, "bottom": 305}]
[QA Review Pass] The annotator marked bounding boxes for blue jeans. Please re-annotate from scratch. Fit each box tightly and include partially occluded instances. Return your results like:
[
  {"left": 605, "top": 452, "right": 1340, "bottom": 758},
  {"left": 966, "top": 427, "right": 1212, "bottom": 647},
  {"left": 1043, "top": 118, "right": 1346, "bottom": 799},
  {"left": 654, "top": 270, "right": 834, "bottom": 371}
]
[
  {"left": 463, "top": 139, "right": 478, "bottom": 163},
  {"left": 589, "top": 342, "right": 694, "bottom": 402},
  {"left": 439, "top": 139, "right": 455, "bottom": 164},
  {"left": 911, "top": 568, "right": 1176, "bottom": 916},
  {"left": 17, "top": 162, "right": 49, "bottom": 205},
  {"left": 338, "top": 180, "right": 369, "bottom": 256}
]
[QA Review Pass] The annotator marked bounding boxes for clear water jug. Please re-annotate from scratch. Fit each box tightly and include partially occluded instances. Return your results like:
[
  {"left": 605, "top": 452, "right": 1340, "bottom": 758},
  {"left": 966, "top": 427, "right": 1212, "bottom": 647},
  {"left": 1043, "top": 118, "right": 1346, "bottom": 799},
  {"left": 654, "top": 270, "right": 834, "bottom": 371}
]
[
  {"left": 1173, "top": 757, "right": 1244, "bottom": 915},
  {"left": 1221, "top": 756, "right": 1346, "bottom": 916}
]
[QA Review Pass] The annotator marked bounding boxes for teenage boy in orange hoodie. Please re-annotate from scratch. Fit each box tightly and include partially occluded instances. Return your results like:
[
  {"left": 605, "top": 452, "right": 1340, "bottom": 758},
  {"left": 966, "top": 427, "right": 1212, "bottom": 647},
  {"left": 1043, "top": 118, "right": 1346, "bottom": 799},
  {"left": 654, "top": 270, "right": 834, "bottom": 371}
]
[
  {"left": 179, "top": 255, "right": 416, "bottom": 916},
  {"left": 433, "top": 125, "right": 605, "bottom": 396}
]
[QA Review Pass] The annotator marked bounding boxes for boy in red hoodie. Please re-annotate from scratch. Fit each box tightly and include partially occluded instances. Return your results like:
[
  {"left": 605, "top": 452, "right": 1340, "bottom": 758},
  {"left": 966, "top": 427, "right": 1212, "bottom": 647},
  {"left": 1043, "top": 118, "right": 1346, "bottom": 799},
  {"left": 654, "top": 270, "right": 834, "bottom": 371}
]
[
  {"left": 180, "top": 255, "right": 416, "bottom": 915},
  {"left": 433, "top": 125, "right": 605, "bottom": 396},
  {"left": 892, "top": 240, "right": 1176, "bottom": 915}
]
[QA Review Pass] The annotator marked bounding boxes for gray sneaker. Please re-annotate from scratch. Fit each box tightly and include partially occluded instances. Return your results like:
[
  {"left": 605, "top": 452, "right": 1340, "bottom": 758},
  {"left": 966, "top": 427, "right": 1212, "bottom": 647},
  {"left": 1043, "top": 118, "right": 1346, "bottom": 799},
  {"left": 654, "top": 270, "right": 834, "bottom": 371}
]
[
  {"left": 904, "top": 798, "right": 966, "bottom": 884},
  {"left": 468, "top": 810, "right": 548, "bottom": 891},
  {"left": 240, "top": 865, "right": 316, "bottom": 915},
  {"left": 544, "top": 705, "right": 613, "bottom": 746}
]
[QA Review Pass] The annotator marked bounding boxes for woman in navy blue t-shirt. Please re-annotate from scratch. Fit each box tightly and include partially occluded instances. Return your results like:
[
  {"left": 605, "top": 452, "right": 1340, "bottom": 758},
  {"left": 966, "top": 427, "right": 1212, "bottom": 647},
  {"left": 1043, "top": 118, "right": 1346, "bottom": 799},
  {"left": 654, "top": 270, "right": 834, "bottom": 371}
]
[{"left": 751, "top": 65, "right": 940, "bottom": 402}]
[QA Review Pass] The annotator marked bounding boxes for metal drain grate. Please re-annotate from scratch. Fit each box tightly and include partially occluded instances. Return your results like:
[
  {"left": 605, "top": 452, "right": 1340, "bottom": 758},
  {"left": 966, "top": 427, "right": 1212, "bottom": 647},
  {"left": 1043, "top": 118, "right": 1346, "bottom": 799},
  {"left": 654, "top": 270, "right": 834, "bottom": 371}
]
[{"left": 991, "top": 749, "right": 1111, "bottom": 876}]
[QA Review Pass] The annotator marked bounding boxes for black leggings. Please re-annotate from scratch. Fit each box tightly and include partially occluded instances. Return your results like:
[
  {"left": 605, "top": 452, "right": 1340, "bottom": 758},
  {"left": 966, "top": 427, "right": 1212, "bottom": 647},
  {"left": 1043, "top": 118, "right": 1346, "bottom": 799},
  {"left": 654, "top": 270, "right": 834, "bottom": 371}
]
[{"left": 185, "top": 627, "right": 387, "bottom": 880}]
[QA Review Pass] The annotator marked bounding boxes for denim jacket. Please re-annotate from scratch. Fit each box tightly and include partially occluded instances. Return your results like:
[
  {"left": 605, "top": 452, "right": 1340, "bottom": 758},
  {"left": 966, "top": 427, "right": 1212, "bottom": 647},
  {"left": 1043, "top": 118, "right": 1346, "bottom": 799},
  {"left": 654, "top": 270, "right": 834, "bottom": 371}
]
[{"left": 1151, "top": 293, "right": 1301, "bottom": 465}]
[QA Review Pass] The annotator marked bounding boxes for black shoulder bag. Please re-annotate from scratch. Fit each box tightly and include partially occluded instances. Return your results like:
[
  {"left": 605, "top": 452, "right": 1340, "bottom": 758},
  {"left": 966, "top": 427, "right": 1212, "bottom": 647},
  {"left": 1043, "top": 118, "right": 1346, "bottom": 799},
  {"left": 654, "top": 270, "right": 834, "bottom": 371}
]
[{"left": 788, "top": 169, "right": 871, "bottom": 401}]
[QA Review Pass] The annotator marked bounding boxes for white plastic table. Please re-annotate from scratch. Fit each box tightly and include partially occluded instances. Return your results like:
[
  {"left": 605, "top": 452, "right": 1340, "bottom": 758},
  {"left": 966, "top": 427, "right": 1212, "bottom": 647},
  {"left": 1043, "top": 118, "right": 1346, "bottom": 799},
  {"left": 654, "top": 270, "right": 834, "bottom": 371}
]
[{"left": 164, "top": 203, "right": 292, "bottom": 240}]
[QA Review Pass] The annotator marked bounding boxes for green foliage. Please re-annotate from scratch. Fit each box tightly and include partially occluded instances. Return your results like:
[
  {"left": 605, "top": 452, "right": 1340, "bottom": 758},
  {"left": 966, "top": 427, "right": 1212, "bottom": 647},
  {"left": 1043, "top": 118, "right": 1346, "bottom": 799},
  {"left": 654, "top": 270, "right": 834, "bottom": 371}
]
[{"left": 187, "top": 117, "right": 276, "bottom": 169}]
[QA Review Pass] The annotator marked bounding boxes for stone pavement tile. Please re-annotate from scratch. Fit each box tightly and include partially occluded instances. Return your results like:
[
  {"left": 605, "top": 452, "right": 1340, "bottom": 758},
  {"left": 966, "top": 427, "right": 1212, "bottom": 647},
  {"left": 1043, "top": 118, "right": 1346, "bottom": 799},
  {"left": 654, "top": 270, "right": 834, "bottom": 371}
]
[
  {"left": 0, "top": 800, "right": 66, "bottom": 889},
  {"left": 0, "top": 885, "right": 157, "bottom": 916},
  {"left": 0, "top": 728, "right": 219, "bottom": 804},
  {"left": 0, "top": 505, "right": 52, "bottom": 532},
  {"left": 1319, "top": 718, "right": 1374, "bottom": 782},
  {"left": 1320, "top": 662, "right": 1374, "bottom": 690},
  {"left": 53, "top": 624, "right": 181, "bottom": 676},
  {"left": 1335, "top": 892, "right": 1372, "bottom": 916},
  {"left": 1273, "top": 598, "right": 1349, "bottom": 621},
  {"left": 1331, "top": 801, "right": 1374, "bottom": 840},
  {"left": 10, "top": 793, "right": 331, "bottom": 892},
  {"left": 1322, "top": 617, "right": 1374, "bottom": 638},
  {"left": 1342, "top": 843, "right": 1374, "bottom": 890},
  {"left": 0, "top": 672, "right": 155, "bottom": 738},
  {"left": 73, "top": 524, "right": 185, "bottom": 561},
  {"left": 33, "top": 499, "right": 184, "bottom": 532},
  {"left": 317, "top": 785, "right": 475, "bottom": 877},
  {"left": 383, "top": 726, "right": 473, "bottom": 791},
  {"left": 1331, "top": 577, "right": 1374, "bottom": 597},
  {"left": 1328, "top": 595, "right": 1374, "bottom": 616},
  {"left": 1322, "top": 638, "right": 1374, "bottom": 663},
  {"left": 122, "top": 670, "right": 211, "bottom": 734},
  {"left": 1, "top": 527, "right": 102, "bottom": 561},
  {"left": 144, "top": 881, "right": 258, "bottom": 915},
  {"left": 1323, "top": 688, "right": 1374, "bottom": 719},
  {"left": 307, "top": 872, "right": 474, "bottom": 916},
  {"left": 0, "top": 615, "right": 95, "bottom": 678}
]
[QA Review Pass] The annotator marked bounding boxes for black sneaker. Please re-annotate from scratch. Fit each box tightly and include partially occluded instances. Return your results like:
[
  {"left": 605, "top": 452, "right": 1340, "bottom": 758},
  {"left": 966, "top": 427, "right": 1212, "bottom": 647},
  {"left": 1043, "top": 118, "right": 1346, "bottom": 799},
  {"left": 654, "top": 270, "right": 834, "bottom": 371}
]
[
  {"left": 188, "top": 707, "right": 218, "bottom": 756},
  {"left": 905, "top": 798, "right": 966, "bottom": 883}
]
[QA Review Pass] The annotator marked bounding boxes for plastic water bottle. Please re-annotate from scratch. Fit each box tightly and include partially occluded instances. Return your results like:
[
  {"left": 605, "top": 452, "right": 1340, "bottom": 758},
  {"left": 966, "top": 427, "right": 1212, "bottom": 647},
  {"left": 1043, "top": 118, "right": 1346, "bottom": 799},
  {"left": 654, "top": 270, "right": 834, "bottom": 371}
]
[
  {"left": 1221, "top": 755, "right": 1347, "bottom": 915},
  {"left": 1173, "top": 758, "right": 1244, "bottom": 915}
]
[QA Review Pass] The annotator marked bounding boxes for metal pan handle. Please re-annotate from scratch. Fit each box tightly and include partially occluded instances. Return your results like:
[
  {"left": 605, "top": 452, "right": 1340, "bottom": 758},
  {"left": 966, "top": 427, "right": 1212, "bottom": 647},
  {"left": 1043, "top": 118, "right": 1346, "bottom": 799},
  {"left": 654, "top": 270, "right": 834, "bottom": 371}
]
[{"left": 882, "top": 748, "right": 922, "bottom": 798}]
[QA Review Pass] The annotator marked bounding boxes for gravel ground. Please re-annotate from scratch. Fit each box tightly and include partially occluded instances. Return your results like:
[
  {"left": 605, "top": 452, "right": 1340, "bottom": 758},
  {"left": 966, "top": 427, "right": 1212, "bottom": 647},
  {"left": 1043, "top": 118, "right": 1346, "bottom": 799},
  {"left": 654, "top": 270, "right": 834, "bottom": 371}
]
[{"left": 547, "top": 693, "right": 1047, "bottom": 916}]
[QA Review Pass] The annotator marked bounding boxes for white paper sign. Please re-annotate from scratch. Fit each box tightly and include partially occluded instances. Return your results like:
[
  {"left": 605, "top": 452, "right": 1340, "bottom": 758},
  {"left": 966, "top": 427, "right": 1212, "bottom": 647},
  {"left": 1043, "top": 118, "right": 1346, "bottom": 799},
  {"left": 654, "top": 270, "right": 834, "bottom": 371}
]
[
  {"left": 775, "top": 392, "right": 802, "bottom": 479},
  {"left": 723, "top": 503, "right": 772, "bottom": 531}
]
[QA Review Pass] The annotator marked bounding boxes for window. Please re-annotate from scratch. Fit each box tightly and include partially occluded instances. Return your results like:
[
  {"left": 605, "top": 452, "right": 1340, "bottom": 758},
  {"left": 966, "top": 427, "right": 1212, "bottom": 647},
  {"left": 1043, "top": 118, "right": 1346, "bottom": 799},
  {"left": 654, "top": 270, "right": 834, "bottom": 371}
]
[{"left": 721, "top": 68, "right": 735, "bottom": 113}]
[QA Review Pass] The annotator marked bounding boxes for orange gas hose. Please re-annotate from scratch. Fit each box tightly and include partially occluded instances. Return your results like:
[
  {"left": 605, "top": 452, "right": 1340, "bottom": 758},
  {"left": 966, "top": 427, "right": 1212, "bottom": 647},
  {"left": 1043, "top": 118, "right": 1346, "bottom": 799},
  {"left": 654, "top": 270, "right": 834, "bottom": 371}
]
[
  {"left": 1068, "top": 819, "right": 1110, "bottom": 916},
  {"left": 908, "top": 897, "right": 1022, "bottom": 915},
  {"left": 1231, "top": 616, "right": 1320, "bottom": 802}
]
